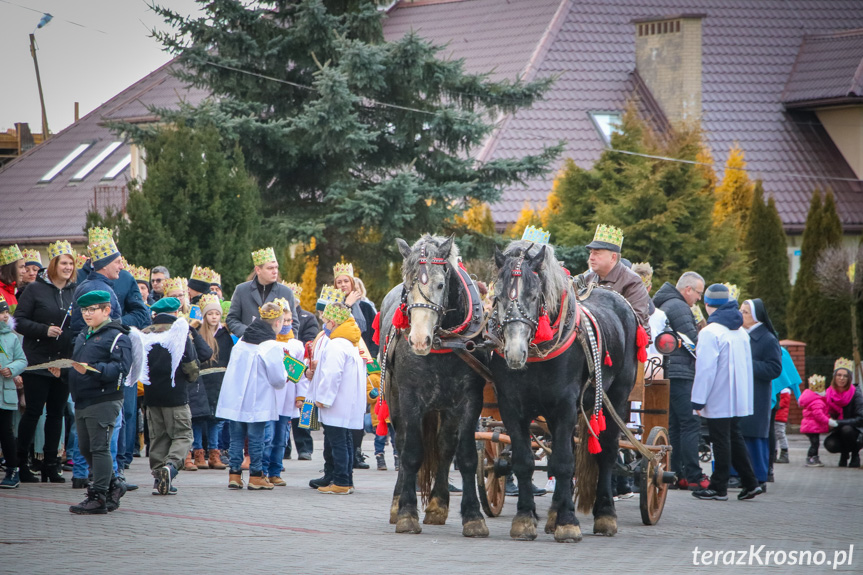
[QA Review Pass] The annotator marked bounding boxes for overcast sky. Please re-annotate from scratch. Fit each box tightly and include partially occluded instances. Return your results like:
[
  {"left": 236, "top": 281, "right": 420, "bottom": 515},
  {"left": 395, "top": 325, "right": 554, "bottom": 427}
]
[{"left": 1, "top": 0, "right": 202, "bottom": 135}]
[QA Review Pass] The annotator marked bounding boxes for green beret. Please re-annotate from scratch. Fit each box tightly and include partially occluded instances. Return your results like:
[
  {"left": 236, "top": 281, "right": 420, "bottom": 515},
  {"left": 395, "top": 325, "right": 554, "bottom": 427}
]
[
  {"left": 150, "top": 297, "right": 181, "bottom": 314},
  {"left": 77, "top": 290, "right": 111, "bottom": 308}
]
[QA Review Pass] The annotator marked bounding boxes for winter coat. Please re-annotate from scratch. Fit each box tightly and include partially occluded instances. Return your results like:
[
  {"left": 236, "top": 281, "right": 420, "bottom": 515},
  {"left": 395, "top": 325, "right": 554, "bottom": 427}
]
[
  {"left": 311, "top": 317, "right": 366, "bottom": 430},
  {"left": 141, "top": 315, "right": 206, "bottom": 409},
  {"left": 354, "top": 299, "right": 379, "bottom": 356},
  {"left": 775, "top": 390, "right": 791, "bottom": 423},
  {"left": 186, "top": 327, "right": 214, "bottom": 418},
  {"left": 652, "top": 282, "right": 698, "bottom": 380},
  {"left": 226, "top": 277, "right": 299, "bottom": 338},
  {"left": 799, "top": 389, "right": 830, "bottom": 434},
  {"left": 296, "top": 306, "right": 320, "bottom": 344},
  {"left": 739, "top": 324, "right": 783, "bottom": 438},
  {"left": 198, "top": 326, "right": 234, "bottom": 417},
  {"left": 74, "top": 265, "right": 151, "bottom": 332},
  {"left": 0, "top": 319, "right": 27, "bottom": 410},
  {"left": 582, "top": 262, "right": 652, "bottom": 337},
  {"left": 0, "top": 280, "right": 18, "bottom": 312},
  {"left": 826, "top": 384, "right": 863, "bottom": 435},
  {"left": 70, "top": 271, "right": 122, "bottom": 338},
  {"left": 13, "top": 270, "right": 76, "bottom": 377},
  {"left": 68, "top": 319, "right": 133, "bottom": 410}
]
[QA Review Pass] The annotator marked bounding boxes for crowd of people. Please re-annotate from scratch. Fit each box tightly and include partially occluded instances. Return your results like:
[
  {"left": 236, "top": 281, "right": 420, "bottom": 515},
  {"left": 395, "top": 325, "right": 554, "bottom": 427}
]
[{"left": 0, "top": 222, "right": 862, "bottom": 515}]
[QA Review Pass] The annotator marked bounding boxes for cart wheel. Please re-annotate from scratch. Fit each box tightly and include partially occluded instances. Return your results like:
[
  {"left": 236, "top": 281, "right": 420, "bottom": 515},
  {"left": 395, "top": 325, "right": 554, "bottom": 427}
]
[
  {"left": 476, "top": 439, "right": 505, "bottom": 517},
  {"left": 639, "top": 426, "right": 670, "bottom": 526}
]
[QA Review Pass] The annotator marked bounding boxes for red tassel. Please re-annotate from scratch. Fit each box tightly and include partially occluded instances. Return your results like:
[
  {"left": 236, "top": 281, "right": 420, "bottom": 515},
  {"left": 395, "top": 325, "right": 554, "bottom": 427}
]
[
  {"left": 532, "top": 311, "right": 553, "bottom": 343},
  {"left": 375, "top": 398, "right": 390, "bottom": 436},
  {"left": 372, "top": 312, "right": 381, "bottom": 346},
  {"left": 604, "top": 350, "right": 613, "bottom": 366},
  {"left": 598, "top": 408, "right": 606, "bottom": 432},
  {"left": 393, "top": 303, "right": 410, "bottom": 329},
  {"left": 588, "top": 413, "right": 602, "bottom": 454},
  {"left": 636, "top": 325, "right": 649, "bottom": 363}
]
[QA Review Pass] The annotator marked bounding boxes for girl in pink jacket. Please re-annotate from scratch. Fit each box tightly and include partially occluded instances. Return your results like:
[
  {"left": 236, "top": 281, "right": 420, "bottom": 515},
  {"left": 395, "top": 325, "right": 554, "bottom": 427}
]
[{"left": 799, "top": 374, "right": 829, "bottom": 467}]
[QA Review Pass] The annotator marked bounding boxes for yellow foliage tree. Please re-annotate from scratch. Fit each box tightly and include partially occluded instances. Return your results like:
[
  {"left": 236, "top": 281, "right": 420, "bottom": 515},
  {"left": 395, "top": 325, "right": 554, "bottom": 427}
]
[
  {"left": 300, "top": 237, "right": 318, "bottom": 311},
  {"left": 540, "top": 175, "right": 563, "bottom": 228},
  {"left": 509, "top": 202, "right": 541, "bottom": 238},
  {"left": 696, "top": 145, "right": 717, "bottom": 192},
  {"left": 713, "top": 144, "right": 754, "bottom": 231},
  {"left": 456, "top": 200, "right": 495, "bottom": 235}
]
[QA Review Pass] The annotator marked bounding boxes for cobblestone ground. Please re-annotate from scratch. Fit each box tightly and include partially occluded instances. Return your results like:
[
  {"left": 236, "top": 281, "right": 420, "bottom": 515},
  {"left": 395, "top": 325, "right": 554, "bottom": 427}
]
[{"left": 1, "top": 433, "right": 860, "bottom": 574}]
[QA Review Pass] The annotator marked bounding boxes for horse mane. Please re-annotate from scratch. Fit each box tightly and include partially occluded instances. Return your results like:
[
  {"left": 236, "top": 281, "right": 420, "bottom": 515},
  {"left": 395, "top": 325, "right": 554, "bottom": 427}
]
[
  {"left": 503, "top": 240, "right": 569, "bottom": 318},
  {"left": 402, "top": 234, "right": 461, "bottom": 280}
]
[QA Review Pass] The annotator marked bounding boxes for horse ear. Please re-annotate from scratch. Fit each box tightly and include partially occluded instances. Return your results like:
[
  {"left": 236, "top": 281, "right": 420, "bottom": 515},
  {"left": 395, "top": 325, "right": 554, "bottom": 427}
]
[
  {"left": 439, "top": 234, "right": 455, "bottom": 259},
  {"left": 530, "top": 245, "right": 547, "bottom": 272},
  {"left": 494, "top": 245, "right": 506, "bottom": 270},
  {"left": 396, "top": 238, "right": 412, "bottom": 259}
]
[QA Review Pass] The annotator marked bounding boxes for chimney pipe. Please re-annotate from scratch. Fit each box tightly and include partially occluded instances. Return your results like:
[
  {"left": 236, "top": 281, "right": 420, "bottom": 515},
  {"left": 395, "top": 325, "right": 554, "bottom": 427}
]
[{"left": 74, "top": 102, "right": 79, "bottom": 122}]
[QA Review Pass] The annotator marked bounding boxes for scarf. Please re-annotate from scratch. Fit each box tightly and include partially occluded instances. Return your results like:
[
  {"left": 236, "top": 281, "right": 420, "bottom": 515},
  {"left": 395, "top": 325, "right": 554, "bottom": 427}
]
[
  {"left": 330, "top": 316, "right": 361, "bottom": 347},
  {"left": 826, "top": 384, "right": 855, "bottom": 418},
  {"left": 707, "top": 301, "right": 743, "bottom": 330}
]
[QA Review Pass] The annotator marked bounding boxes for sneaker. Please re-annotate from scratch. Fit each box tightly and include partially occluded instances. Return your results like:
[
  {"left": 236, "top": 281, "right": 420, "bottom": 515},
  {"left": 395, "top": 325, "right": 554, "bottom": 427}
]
[
  {"left": 727, "top": 476, "right": 742, "bottom": 489},
  {"left": 688, "top": 474, "right": 710, "bottom": 491},
  {"left": 737, "top": 485, "right": 763, "bottom": 500},
  {"left": 545, "top": 477, "right": 556, "bottom": 492},
  {"left": 448, "top": 482, "right": 462, "bottom": 493},
  {"left": 0, "top": 468, "right": 19, "bottom": 489},
  {"left": 675, "top": 478, "right": 688, "bottom": 490},
  {"left": 806, "top": 456, "right": 824, "bottom": 467},
  {"left": 298, "top": 452, "right": 312, "bottom": 461},
  {"left": 616, "top": 491, "right": 635, "bottom": 500},
  {"left": 376, "top": 453, "right": 387, "bottom": 471},
  {"left": 532, "top": 483, "right": 546, "bottom": 496},
  {"left": 106, "top": 477, "right": 127, "bottom": 512},
  {"left": 309, "top": 475, "right": 332, "bottom": 489},
  {"left": 775, "top": 450, "right": 789, "bottom": 464},
  {"left": 692, "top": 489, "right": 728, "bottom": 501},
  {"left": 70, "top": 489, "right": 107, "bottom": 514},
  {"left": 154, "top": 465, "right": 171, "bottom": 495},
  {"left": 318, "top": 483, "right": 352, "bottom": 494}
]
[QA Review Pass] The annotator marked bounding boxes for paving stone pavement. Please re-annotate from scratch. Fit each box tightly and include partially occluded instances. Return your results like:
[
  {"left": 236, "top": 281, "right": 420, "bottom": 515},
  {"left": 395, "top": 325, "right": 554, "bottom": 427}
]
[{"left": 1, "top": 433, "right": 860, "bottom": 574}]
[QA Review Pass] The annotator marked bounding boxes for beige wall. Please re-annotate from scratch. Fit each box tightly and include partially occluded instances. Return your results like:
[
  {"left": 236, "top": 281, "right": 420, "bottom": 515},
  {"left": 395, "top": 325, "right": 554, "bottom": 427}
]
[{"left": 816, "top": 107, "right": 863, "bottom": 179}]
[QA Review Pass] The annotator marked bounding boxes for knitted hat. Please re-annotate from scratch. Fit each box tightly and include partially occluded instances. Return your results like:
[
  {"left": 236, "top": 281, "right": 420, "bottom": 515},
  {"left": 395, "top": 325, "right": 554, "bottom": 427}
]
[
  {"left": 198, "top": 293, "right": 222, "bottom": 317},
  {"left": 703, "top": 284, "right": 730, "bottom": 307},
  {"left": 77, "top": 290, "right": 111, "bottom": 308},
  {"left": 322, "top": 302, "right": 351, "bottom": 325},
  {"left": 150, "top": 297, "right": 181, "bottom": 314}
]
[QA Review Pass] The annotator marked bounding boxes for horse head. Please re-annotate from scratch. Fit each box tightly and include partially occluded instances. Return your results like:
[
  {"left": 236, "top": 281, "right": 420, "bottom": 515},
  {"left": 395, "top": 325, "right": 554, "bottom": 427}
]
[
  {"left": 396, "top": 234, "right": 457, "bottom": 356},
  {"left": 493, "top": 241, "right": 567, "bottom": 369}
]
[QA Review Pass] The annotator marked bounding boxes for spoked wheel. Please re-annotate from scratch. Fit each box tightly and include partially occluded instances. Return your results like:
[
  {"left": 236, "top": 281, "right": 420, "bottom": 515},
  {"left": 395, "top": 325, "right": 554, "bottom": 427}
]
[
  {"left": 639, "top": 426, "right": 671, "bottom": 525},
  {"left": 476, "top": 439, "right": 506, "bottom": 517}
]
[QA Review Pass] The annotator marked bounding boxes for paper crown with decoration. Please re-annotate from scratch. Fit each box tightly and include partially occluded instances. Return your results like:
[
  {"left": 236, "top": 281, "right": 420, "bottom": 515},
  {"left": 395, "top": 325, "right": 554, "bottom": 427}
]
[
  {"left": 333, "top": 262, "right": 354, "bottom": 278},
  {"left": 163, "top": 277, "right": 187, "bottom": 296},
  {"left": 722, "top": 283, "right": 740, "bottom": 302},
  {"left": 47, "top": 240, "right": 75, "bottom": 260},
  {"left": 521, "top": 225, "right": 551, "bottom": 245},
  {"left": 75, "top": 254, "right": 89, "bottom": 269},
  {"left": 316, "top": 284, "right": 345, "bottom": 312},
  {"left": 834, "top": 357, "right": 854, "bottom": 374},
  {"left": 22, "top": 249, "right": 42, "bottom": 266},
  {"left": 258, "top": 302, "right": 283, "bottom": 320},
  {"left": 282, "top": 281, "right": 302, "bottom": 296},
  {"left": 251, "top": 247, "right": 277, "bottom": 267},
  {"left": 198, "top": 293, "right": 222, "bottom": 315},
  {"left": 190, "top": 265, "right": 218, "bottom": 285},
  {"left": 585, "top": 224, "right": 624, "bottom": 253},
  {"left": 322, "top": 302, "right": 352, "bottom": 325},
  {"left": 127, "top": 265, "right": 150, "bottom": 283},
  {"left": 88, "top": 238, "right": 120, "bottom": 263},
  {"left": 87, "top": 227, "right": 114, "bottom": 244},
  {"left": 0, "top": 244, "right": 23, "bottom": 266},
  {"left": 808, "top": 374, "right": 827, "bottom": 393},
  {"left": 210, "top": 271, "right": 222, "bottom": 286},
  {"left": 273, "top": 297, "right": 291, "bottom": 314}
]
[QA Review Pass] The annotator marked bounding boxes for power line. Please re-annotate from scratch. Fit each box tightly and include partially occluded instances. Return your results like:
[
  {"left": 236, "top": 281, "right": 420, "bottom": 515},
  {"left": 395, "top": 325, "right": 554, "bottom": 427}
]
[{"left": 0, "top": 0, "right": 108, "bottom": 34}]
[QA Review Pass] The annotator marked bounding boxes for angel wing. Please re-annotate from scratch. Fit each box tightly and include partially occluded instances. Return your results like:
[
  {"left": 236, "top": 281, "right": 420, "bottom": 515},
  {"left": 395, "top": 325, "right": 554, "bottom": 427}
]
[{"left": 126, "top": 328, "right": 145, "bottom": 386}]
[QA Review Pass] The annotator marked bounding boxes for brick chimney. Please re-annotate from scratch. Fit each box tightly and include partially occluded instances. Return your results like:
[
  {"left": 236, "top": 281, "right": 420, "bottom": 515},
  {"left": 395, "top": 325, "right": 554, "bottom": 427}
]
[{"left": 633, "top": 14, "right": 705, "bottom": 125}]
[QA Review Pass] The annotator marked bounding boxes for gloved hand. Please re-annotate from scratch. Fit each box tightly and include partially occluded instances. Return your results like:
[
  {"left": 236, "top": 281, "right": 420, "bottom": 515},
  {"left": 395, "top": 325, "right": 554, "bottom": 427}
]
[
  {"left": 828, "top": 418, "right": 838, "bottom": 429},
  {"left": 370, "top": 388, "right": 379, "bottom": 399}
]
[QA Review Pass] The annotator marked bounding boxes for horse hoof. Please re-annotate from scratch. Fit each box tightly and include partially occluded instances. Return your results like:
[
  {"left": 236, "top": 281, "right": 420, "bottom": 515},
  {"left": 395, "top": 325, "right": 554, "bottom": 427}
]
[
  {"left": 593, "top": 515, "right": 617, "bottom": 537},
  {"left": 544, "top": 511, "right": 557, "bottom": 534},
  {"left": 395, "top": 515, "right": 422, "bottom": 534},
  {"left": 423, "top": 498, "right": 448, "bottom": 525},
  {"left": 389, "top": 497, "right": 399, "bottom": 525},
  {"left": 554, "top": 524, "right": 583, "bottom": 543},
  {"left": 462, "top": 519, "right": 490, "bottom": 538},
  {"left": 510, "top": 516, "right": 538, "bottom": 541}
]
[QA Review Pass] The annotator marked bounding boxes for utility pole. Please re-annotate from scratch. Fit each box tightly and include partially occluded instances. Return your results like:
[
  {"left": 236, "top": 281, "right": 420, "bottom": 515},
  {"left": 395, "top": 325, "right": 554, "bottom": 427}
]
[{"left": 29, "top": 33, "right": 50, "bottom": 140}]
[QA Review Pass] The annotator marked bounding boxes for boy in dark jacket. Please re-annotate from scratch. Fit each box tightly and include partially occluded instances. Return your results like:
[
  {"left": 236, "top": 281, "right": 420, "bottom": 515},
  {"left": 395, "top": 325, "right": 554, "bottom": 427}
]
[
  {"left": 140, "top": 297, "right": 209, "bottom": 496},
  {"left": 55, "top": 290, "right": 132, "bottom": 515}
]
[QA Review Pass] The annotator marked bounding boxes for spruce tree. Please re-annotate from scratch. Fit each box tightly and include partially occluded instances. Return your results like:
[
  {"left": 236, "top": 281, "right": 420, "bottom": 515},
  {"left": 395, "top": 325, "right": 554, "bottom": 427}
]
[{"left": 744, "top": 181, "right": 789, "bottom": 335}]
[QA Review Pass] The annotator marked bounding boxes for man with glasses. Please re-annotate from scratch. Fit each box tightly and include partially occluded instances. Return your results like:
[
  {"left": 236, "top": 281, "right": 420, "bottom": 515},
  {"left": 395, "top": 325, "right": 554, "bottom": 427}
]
[
  {"left": 150, "top": 266, "right": 170, "bottom": 302},
  {"left": 653, "top": 271, "right": 708, "bottom": 491}
]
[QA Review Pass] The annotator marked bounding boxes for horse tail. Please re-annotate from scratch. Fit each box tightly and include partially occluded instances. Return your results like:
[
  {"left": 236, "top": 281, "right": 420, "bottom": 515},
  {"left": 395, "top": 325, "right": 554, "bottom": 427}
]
[
  {"left": 417, "top": 411, "right": 440, "bottom": 506},
  {"left": 574, "top": 413, "right": 599, "bottom": 515}
]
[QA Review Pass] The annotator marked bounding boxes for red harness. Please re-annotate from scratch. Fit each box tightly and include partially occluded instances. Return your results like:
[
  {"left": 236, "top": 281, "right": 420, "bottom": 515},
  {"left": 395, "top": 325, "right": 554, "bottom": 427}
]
[{"left": 494, "top": 289, "right": 581, "bottom": 363}]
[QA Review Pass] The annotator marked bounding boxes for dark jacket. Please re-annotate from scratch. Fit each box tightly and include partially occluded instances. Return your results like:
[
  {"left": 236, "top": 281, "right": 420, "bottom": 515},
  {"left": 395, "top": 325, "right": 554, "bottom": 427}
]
[
  {"left": 739, "top": 324, "right": 783, "bottom": 438},
  {"left": 653, "top": 282, "right": 698, "bottom": 380},
  {"left": 296, "top": 305, "right": 320, "bottom": 344},
  {"left": 197, "top": 326, "right": 235, "bottom": 416},
  {"left": 832, "top": 385, "right": 863, "bottom": 435},
  {"left": 355, "top": 299, "right": 379, "bottom": 356},
  {"left": 583, "top": 262, "right": 652, "bottom": 335},
  {"left": 142, "top": 315, "right": 208, "bottom": 408},
  {"left": 187, "top": 327, "right": 215, "bottom": 418},
  {"left": 75, "top": 264, "right": 151, "bottom": 331},
  {"left": 70, "top": 271, "right": 121, "bottom": 338},
  {"left": 68, "top": 319, "right": 133, "bottom": 410},
  {"left": 13, "top": 270, "right": 77, "bottom": 375},
  {"left": 226, "top": 276, "right": 299, "bottom": 338}
]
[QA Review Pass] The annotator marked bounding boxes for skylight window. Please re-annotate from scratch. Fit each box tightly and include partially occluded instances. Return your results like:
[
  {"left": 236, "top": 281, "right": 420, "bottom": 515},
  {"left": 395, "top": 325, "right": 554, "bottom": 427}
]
[
  {"left": 589, "top": 112, "right": 622, "bottom": 145},
  {"left": 102, "top": 154, "right": 131, "bottom": 180},
  {"left": 39, "top": 143, "right": 92, "bottom": 182},
  {"left": 71, "top": 142, "right": 122, "bottom": 181}
]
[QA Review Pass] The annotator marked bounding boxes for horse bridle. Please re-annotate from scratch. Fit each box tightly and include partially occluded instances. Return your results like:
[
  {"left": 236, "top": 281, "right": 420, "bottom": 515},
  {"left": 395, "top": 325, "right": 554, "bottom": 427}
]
[
  {"left": 492, "top": 254, "right": 545, "bottom": 339},
  {"left": 402, "top": 244, "right": 451, "bottom": 329}
]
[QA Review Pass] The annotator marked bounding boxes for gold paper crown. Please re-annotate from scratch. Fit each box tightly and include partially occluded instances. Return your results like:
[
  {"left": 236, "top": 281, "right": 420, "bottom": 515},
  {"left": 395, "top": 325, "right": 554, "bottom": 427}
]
[
  {"left": 333, "top": 262, "right": 354, "bottom": 278},
  {"left": 322, "top": 302, "right": 352, "bottom": 325},
  {"left": 87, "top": 227, "right": 114, "bottom": 244},
  {"left": 258, "top": 303, "right": 283, "bottom": 320},
  {"left": 118, "top": 256, "right": 128, "bottom": 270},
  {"left": 251, "top": 247, "right": 276, "bottom": 267},
  {"left": 163, "top": 277, "right": 187, "bottom": 296},
  {"left": 273, "top": 297, "right": 291, "bottom": 314},
  {"left": 834, "top": 357, "right": 854, "bottom": 374},
  {"left": 127, "top": 265, "right": 149, "bottom": 283},
  {"left": 723, "top": 283, "right": 740, "bottom": 302},
  {"left": 0, "top": 244, "right": 23, "bottom": 266},
  {"left": 282, "top": 281, "right": 302, "bottom": 296},
  {"left": 317, "top": 285, "right": 345, "bottom": 305},
  {"left": 190, "top": 265, "right": 218, "bottom": 284},
  {"left": 521, "top": 225, "right": 551, "bottom": 245},
  {"left": 21, "top": 249, "right": 42, "bottom": 266},
  {"left": 691, "top": 304, "right": 705, "bottom": 324},
  {"left": 211, "top": 271, "right": 221, "bottom": 286},
  {"left": 88, "top": 239, "right": 120, "bottom": 262},
  {"left": 48, "top": 240, "right": 75, "bottom": 260},
  {"left": 198, "top": 293, "right": 221, "bottom": 311},
  {"left": 808, "top": 374, "right": 826, "bottom": 393},
  {"left": 76, "top": 254, "right": 89, "bottom": 269},
  {"left": 592, "top": 224, "right": 624, "bottom": 248}
]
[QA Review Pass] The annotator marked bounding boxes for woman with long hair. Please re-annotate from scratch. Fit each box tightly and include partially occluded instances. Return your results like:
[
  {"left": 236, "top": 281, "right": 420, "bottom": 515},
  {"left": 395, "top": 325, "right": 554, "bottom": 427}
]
[
  {"left": 824, "top": 358, "right": 863, "bottom": 467},
  {"left": 12, "top": 242, "right": 78, "bottom": 482},
  {"left": 0, "top": 245, "right": 25, "bottom": 311}
]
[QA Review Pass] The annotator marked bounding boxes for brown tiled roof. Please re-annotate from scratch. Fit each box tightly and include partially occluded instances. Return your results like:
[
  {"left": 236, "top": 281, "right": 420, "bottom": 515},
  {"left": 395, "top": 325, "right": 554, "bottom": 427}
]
[
  {"left": 0, "top": 61, "right": 206, "bottom": 244},
  {"left": 783, "top": 29, "right": 863, "bottom": 106},
  {"left": 386, "top": 0, "right": 863, "bottom": 232}
]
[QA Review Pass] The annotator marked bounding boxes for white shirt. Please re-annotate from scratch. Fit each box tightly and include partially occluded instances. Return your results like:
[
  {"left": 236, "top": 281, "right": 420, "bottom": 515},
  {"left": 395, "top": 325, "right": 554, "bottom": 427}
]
[
  {"left": 310, "top": 335, "right": 366, "bottom": 430},
  {"left": 691, "top": 322, "right": 754, "bottom": 419},
  {"left": 216, "top": 338, "right": 288, "bottom": 422}
]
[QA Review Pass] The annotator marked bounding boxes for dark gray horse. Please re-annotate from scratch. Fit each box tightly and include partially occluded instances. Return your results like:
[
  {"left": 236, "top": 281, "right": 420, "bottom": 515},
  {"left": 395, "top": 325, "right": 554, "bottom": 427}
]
[
  {"left": 489, "top": 240, "right": 639, "bottom": 541},
  {"left": 378, "top": 234, "right": 488, "bottom": 537}
]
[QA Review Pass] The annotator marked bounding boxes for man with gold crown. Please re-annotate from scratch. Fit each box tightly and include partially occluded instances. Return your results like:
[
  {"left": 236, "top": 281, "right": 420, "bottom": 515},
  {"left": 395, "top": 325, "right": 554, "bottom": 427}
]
[{"left": 226, "top": 247, "right": 299, "bottom": 338}]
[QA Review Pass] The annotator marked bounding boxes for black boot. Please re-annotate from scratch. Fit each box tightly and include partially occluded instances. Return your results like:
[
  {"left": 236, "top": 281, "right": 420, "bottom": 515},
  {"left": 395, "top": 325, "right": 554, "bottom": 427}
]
[
  {"left": 17, "top": 459, "right": 39, "bottom": 483},
  {"left": 41, "top": 462, "right": 66, "bottom": 483},
  {"left": 353, "top": 447, "right": 369, "bottom": 470},
  {"left": 70, "top": 488, "right": 107, "bottom": 515},
  {"left": 106, "top": 476, "right": 127, "bottom": 512},
  {"left": 839, "top": 453, "right": 849, "bottom": 467},
  {"left": 850, "top": 452, "right": 861, "bottom": 468}
]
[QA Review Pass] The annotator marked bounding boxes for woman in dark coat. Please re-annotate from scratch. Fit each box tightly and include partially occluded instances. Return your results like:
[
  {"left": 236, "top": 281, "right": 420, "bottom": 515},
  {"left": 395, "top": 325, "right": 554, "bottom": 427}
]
[
  {"left": 737, "top": 299, "right": 783, "bottom": 486},
  {"left": 824, "top": 359, "right": 863, "bottom": 467},
  {"left": 12, "top": 243, "right": 77, "bottom": 482}
]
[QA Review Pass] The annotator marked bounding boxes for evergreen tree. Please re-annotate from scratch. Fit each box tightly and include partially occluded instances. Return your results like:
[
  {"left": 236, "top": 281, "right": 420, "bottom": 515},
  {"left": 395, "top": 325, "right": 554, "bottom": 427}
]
[
  {"left": 117, "top": 123, "right": 261, "bottom": 293},
  {"left": 787, "top": 190, "right": 849, "bottom": 356},
  {"left": 140, "top": 0, "right": 560, "bottom": 292},
  {"left": 744, "top": 181, "right": 789, "bottom": 335}
]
